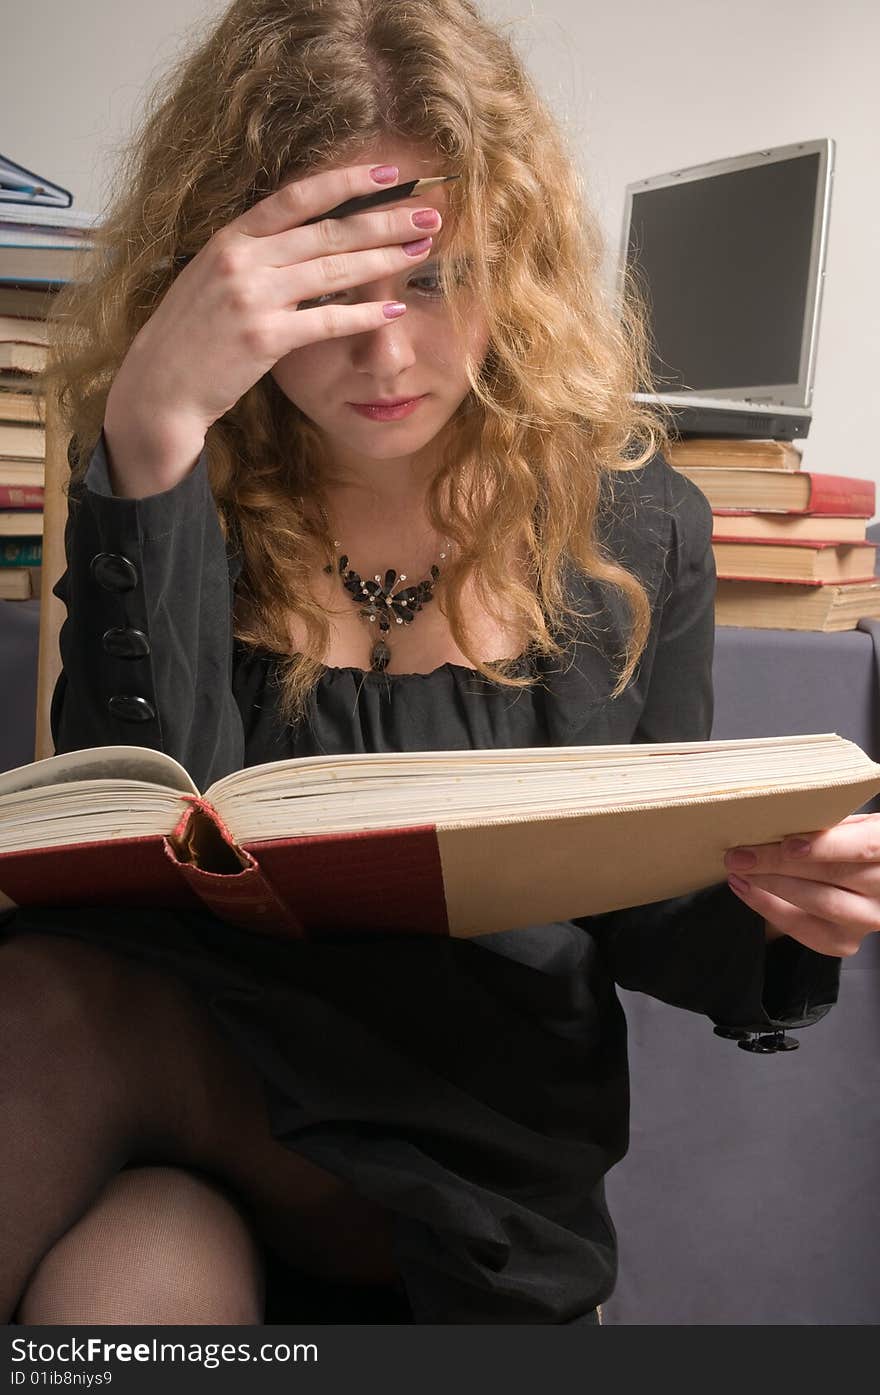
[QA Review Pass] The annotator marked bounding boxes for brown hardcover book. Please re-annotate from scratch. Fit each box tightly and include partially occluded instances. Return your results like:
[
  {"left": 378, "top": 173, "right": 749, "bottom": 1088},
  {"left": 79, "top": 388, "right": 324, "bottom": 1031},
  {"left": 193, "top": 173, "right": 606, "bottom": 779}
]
[
  {"left": 0, "top": 567, "right": 33, "bottom": 600},
  {"left": 0, "top": 421, "right": 44, "bottom": 461},
  {"left": 0, "top": 286, "right": 57, "bottom": 319},
  {"left": 712, "top": 513, "right": 867, "bottom": 543},
  {"left": 675, "top": 466, "right": 875, "bottom": 515},
  {"left": 715, "top": 578, "right": 880, "bottom": 631},
  {"left": 0, "top": 316, "right": 48, "bottom": 347},
  {"left": 0, "top": 387, "right": 44, "bottom": 424},
  {"left": 713, "top": 539, "right": 878, "bottom": 584},
  {"left": 0, "top": 343, "right": 46, "bottom": 375},
  {"left": 0, "top": 242, "right": 94, "bottom": 286},
  {"left": 0, "top": 462, "right": 45, "bottom": 488},
  {"left": 668, "top": 437, "right": 803, "bottom": 471},
  {"left": 0, "top": 511, "right": 42, "bottom": 538}
]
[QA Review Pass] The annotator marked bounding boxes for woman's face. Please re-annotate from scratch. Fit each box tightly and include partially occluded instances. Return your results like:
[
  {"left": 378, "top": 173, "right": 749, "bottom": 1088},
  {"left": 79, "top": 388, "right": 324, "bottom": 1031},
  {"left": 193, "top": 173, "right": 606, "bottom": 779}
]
[{"left": 269, "top": 141, "right": 488, "bottom": 474}]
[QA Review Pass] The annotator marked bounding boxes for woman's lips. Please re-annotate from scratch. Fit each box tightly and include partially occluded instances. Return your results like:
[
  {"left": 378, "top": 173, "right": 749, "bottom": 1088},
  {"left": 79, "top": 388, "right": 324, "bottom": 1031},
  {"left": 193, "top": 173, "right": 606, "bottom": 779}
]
[{"left": 348, "top": 396, "right": 427, "bottom": 421}]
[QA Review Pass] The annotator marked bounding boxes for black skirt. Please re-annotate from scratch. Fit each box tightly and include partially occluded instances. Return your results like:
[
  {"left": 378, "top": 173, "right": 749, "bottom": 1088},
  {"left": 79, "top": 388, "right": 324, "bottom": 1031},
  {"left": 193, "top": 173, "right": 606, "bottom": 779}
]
[{"left": 3, "top": 899, "right": 619, "bottom": 1324}]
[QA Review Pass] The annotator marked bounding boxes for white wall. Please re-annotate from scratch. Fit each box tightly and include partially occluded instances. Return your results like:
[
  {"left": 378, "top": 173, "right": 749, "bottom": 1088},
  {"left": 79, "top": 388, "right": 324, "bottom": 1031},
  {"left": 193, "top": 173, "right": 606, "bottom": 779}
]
[
  {"left": 486, "top": 0, "right": 880, "bottom": 493},
  {"left": 3, "top": 1, "right": 219, "bottom": 216},
  {"left": 5, "top": 0, "right": 879, "bottom": 493}
]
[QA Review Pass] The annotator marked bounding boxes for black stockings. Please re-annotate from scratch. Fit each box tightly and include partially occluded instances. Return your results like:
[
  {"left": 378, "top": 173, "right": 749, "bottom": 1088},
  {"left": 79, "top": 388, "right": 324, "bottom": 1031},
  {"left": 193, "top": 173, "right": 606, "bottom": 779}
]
[
  {"left": 1, "top": 930, "right": 403, "bottom": 1324},
  {"left": 16, "top": 1164, "right": 265, "bottom": 1324}
]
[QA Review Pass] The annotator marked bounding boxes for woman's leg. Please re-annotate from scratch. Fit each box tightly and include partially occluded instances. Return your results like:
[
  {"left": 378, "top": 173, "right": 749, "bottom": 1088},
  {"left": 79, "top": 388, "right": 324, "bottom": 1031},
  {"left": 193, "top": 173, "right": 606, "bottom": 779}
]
[
  {"left": 0, "top": 929, "right": 399, "bottom": 1324},
  {"left": 15, "top": 1165, "right": 265, "bottom": 1325}
]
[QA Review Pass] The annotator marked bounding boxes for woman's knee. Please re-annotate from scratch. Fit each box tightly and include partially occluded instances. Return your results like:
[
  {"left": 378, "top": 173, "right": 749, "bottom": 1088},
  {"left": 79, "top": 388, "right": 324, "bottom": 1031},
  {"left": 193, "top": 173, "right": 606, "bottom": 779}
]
[{"left": 16, "top": 1164, "right": 266, "bottom": 1325}]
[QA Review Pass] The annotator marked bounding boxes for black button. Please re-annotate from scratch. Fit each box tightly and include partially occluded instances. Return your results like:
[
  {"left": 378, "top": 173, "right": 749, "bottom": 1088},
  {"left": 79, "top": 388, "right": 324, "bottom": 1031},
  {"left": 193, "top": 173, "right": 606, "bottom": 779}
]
[
  {"left": 713, "top": 1025, "right": 750, "bottom": 1041},
  {"left": 108, "top": 695, "right": 156, "bottom": 723},
  {"left": 90, "top": 552, "right": 138, "bottom": 592},
  {"left": 737, "top": 1031, "right": 800, "bottom": 1054},
  {"left": 102, "top": 626, "right": 151, "bottom": 659}
]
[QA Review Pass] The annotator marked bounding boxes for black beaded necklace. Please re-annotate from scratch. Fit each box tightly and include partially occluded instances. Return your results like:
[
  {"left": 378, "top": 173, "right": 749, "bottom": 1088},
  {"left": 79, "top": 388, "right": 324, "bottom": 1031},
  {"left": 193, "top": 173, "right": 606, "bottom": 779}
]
[{"left": 324, "top": 539, "right": 448, "bottom": 673}]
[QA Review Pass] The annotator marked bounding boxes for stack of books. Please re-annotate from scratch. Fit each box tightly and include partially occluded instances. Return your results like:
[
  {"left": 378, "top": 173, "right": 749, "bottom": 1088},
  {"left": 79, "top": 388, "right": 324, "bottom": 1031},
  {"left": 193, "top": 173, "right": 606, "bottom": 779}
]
[
  {"left": 667, "top": 437, "right": 880, "bottom": 631},
  {"left": 0, "top": 153, "right": 96, "bottom": 601}
]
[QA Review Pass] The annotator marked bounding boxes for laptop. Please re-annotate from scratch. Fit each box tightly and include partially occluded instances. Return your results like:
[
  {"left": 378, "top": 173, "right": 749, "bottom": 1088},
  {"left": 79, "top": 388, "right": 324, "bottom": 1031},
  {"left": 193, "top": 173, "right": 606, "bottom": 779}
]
[{"left": 618, "top": 138, "right": 834, "bottom": 441}]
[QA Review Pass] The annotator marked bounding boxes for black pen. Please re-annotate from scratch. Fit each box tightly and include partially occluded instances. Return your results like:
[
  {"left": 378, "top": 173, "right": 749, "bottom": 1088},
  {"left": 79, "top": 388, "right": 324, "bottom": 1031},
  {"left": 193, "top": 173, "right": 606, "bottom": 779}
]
[
  {"left": 172, "top": 175, "right": 459, "bottom": 269},
  {"left": 301, "top": 174, "right": 459, "bottom": 225}
]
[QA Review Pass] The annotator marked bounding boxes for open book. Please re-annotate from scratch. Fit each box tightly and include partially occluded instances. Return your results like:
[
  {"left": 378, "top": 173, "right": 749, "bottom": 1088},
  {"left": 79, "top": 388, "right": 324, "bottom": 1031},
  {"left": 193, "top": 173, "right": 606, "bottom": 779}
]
[{"left": 1, "top": 736, "right": 878, "bottom": 939}]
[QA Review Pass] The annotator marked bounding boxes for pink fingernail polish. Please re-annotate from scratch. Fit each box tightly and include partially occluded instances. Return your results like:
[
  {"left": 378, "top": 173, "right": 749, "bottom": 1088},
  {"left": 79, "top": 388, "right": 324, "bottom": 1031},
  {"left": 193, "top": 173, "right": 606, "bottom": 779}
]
[
  {"left": 370, "top": 165, "right": 399, "bottom": 184},
  {"left": 728, "top": 874, "right": 752, "bottom": 896},
  {"left": 784, "top": 838, "right": 812, "bottom": 857},
  {"left": 726, "top": 848, "right": 757, "bottom": 870}
]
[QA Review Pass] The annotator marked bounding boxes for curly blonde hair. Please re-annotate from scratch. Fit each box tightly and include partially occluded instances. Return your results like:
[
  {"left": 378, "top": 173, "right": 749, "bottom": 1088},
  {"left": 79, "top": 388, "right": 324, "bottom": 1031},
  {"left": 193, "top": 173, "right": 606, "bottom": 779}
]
[{"left": 41, "top": 0, "right": 673, "bottom": 726}]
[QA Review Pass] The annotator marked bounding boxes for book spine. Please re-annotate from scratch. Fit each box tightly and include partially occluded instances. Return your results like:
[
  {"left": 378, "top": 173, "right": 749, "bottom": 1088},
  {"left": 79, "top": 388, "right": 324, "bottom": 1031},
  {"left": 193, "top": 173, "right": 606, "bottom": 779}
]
[
  {"left": 714, "top": 575, "right": 880, "bottom": 588},
  {"left": 0, "top": 539, "right": 41, "bottom": 565},
  {"left": 712, "top": 538, "right": 877, "bottom": 551},
  {"left": 162, "top": 796, "right": 308, "bottom": 938},
  {"left": 715, "top": 572, "right": 878, "bottom": 585},
  {"left": 0, "top": 569, "right": 33, "bottom": 599},
  {"left": 0, "top": 485, "right": 43, "bottom": 508},
  {"left": 668, "top": 448, "right": 799, "bottom": 471},
  {"left": 712, "top": 527, "right": 866, "bottom": 544},
  {"left": 805, "top": 473, "right": 876, "bottom": 516}
]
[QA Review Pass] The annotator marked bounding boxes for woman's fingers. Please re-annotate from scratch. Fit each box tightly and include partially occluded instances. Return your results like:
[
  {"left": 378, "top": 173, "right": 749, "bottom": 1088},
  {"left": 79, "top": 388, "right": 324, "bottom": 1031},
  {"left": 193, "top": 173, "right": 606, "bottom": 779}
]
[
  {"left": 735, "top": 871, "right": 880, "bottom": 931},
  {"left": 260, "top": 202, "right": 441, "bottom": 271},
  {"left": 726, "top": 873, "right": 874, "bottom": 957},
  {"left": 114, "top": 161, "right": 440, "bottom": 434},
  {"left": 235, "top": 162, "right": 400, "bottom": 240},
  {"left": 726, "top": 812, "right": 880, "bottom": 874},
  {"left": 227, "top": 161, "right": 444, "bottom": 313},
  {"left": 725, "top": 812, "right": 880, "bottom": 959},
  {"left": 274, "top": 233, "right": 435, "bottom": 312},
  {"left": 727, "top": 856, "right": 880, "bottom": 897}
]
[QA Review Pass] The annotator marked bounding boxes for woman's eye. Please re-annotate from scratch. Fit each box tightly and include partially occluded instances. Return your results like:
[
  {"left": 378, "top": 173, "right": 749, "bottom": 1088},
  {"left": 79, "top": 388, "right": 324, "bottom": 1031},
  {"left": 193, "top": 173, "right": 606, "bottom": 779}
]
[
  {"left": 300, "top": 267, "right": 447, "bottom": 310},
  {"left": 411, "top": 270, "right": 444, "bottom": 297}
]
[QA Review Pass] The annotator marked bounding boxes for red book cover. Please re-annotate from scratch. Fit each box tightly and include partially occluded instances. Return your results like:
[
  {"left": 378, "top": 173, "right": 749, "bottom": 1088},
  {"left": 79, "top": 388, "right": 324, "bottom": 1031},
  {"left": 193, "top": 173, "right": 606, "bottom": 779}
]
[
  {"left": 792, "top": 473, "right": 874, "bottom": 515},
  {"left": 0, "top": 485, "right": 43, "bottom": 508},
  {"left": 0, "top": 796, "right": 450, "bottom": 941}
]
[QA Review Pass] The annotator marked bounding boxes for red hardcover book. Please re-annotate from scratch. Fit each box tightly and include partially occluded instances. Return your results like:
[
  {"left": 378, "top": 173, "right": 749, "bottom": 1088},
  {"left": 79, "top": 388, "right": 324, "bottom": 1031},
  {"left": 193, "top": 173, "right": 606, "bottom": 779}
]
[
  {"left": 674, "top": 466, "right": 876, "bottom": 516},
  {"left": 0, "top": 484, "right": 43, "bottom": 509},
  {"left": 1, "top": 740, "right": 879, "bottom": 939}
]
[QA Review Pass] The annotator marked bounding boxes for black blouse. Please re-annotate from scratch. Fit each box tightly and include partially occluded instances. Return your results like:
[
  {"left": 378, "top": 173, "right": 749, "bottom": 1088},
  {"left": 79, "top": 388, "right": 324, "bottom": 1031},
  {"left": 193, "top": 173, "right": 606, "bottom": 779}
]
[{"left": 20, "top": 431, "right": 840, "bottom": 1323}]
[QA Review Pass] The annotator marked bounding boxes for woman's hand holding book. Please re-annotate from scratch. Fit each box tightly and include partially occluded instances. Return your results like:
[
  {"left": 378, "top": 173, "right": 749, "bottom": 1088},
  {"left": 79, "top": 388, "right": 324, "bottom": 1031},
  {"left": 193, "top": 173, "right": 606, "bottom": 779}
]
[{"left": 725, "top": 812, "right": 880, "bottom": 957}]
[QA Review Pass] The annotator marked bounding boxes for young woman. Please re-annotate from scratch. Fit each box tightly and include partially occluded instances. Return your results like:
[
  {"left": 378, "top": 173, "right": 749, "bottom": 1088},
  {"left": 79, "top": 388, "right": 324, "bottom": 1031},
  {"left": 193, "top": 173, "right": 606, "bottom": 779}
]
[{"left": 3, "top": 0, "right": 878, "bottom": 1326}]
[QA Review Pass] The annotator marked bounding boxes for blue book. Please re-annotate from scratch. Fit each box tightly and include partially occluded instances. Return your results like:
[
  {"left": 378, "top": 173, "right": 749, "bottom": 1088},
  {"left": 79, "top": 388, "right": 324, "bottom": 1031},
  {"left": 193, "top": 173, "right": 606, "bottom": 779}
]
[{"left": 0, "top": 539, "right": 42, "bottom": 566}]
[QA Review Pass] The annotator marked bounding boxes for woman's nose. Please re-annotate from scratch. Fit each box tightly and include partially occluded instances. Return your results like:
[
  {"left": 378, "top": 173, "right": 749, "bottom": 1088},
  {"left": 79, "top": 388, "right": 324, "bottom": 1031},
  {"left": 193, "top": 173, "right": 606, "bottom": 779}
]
[{"left": 350, "top": 296, "right": 418, "bottom": 368}]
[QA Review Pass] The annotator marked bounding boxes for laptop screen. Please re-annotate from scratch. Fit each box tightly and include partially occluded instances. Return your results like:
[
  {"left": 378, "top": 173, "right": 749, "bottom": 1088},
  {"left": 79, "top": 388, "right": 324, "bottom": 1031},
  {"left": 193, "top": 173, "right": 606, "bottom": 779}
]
[{"left": 621, "top": 142, "right": 832, "bottom": 408}]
